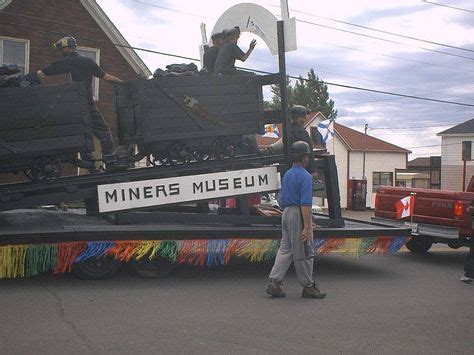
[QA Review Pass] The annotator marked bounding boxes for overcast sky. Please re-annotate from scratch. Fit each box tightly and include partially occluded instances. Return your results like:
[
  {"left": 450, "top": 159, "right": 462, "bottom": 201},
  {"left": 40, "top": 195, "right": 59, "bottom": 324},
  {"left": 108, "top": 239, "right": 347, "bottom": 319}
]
[{"left": 97, "top": 0, "right": 474, "bottom": 158}]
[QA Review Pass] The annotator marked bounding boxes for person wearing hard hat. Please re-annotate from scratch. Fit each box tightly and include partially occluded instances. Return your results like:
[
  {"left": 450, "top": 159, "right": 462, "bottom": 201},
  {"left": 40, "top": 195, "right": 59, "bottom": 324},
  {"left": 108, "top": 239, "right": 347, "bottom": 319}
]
[
  {"left": 261, "top": 105, "right": 317, "bottom": 174},
  {"left": 266, "top": 141, "right": 325, "bottom": 299},
  {"left": 37, "top": 36, "right": 123, "bottom": 169},
  {"left": 203, "top": 31, "right": 225, "bottom": 74}
]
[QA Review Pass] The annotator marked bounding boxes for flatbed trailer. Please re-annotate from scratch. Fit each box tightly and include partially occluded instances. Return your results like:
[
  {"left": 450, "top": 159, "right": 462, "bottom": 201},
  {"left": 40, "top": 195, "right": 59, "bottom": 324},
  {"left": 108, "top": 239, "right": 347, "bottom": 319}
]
[
  {"left": 0, "top": 207, "right": 410, "bottom": 280},
  {"left": 0, "top": 209, "right": 410, "bottom": 246}
]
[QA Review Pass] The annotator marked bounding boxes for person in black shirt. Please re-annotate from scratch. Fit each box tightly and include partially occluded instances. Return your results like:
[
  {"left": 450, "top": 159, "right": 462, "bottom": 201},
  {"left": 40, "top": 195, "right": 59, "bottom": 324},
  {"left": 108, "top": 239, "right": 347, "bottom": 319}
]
[
  {"left": 214, "top": 28, "right": 256, "bottom": 75},
  {"left": 203, "top": 32, "right": 224, "bottom": 74},
  {"left": 37, "top": 36, "right": 122, "bottom": 167},
  {"left": 261, "top": 105, "right": 317, "bottom": 174}
]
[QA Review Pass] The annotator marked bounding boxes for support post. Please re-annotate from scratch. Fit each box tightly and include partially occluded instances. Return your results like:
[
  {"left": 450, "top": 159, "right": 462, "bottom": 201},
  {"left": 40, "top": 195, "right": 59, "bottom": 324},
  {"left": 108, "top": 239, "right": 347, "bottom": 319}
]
[
  {"left": 277, "top": 20, "right": 291, "bottom": 169},
  {"left": 323, "top": 155, "right": 344, "bottom": 226}
]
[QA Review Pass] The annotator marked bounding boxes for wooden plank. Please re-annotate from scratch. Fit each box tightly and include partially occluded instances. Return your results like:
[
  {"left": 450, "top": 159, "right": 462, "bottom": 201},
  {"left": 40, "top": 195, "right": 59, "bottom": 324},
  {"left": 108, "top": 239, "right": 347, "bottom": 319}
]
[
  {"left": 135, "top": 75, "right": 261, "bottom": 89},
  {"left": 139, "top": 102, "right": 259, "bottom": 119},
  {"left": 143, "top": 127, "right": 258, "bottom": 143},
  {"left": 139, "top": 93, "right": 259, "bottom": 111},
  {"left": 0, "top": 124, "right": 86, "bottom": 143},
  {"left": 0, "top": 135, "right": 87, "bottom": 158},
  {"left": 0, "top": 105, "right": 88, "bottom": 130}
]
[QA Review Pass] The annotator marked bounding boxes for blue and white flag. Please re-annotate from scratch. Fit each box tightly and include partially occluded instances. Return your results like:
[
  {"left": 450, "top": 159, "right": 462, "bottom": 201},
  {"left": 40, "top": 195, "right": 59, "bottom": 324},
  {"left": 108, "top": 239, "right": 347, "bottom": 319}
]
[
  {"left": 262, "top": 124, "right": 280, "bottom": 139},
  {"left": 316, "top": 119, "right": 335, "bottom": 143}
]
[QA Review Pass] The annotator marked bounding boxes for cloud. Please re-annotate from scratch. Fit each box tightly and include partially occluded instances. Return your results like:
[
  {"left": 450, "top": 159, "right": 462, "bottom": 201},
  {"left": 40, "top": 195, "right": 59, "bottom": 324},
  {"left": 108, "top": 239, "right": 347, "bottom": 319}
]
[{"left": 96, "top": 0, "right": 474, "bottom": 158}]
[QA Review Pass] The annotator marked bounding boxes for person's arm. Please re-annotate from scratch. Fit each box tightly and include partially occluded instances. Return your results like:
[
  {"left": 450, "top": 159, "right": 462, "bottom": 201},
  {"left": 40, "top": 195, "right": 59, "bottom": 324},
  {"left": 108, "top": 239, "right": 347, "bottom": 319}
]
[
  {"left": 37, "top": 59, "right": 69, "bottom": 79},
  {"left": 89, "top": 60, "right": 122, "bottom": 83},
  {"left": 300, "top": 205, "right": 313, "bottom": 243},
  {"left": 239, "top": 39, "right": 257, "bottom": 62},
  {"left": 102, "top": 73, "right": 122, "bottom": 83},
  {"left": 299, "top": 174, "right": 314, "bottom": 243}
]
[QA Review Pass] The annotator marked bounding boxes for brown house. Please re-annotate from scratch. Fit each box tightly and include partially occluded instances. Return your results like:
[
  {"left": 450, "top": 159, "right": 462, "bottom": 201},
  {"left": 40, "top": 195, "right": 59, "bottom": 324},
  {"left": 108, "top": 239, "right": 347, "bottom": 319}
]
[{"left": 0, "top": 0, "right": 150, "bottom": 181}]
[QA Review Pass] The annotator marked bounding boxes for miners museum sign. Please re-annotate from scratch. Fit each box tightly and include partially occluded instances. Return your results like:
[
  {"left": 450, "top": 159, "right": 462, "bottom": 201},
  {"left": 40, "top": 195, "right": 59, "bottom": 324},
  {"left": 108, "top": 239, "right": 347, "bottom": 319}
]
[{"left": 98, "top": 167, "right": 280, "bottom": 213}]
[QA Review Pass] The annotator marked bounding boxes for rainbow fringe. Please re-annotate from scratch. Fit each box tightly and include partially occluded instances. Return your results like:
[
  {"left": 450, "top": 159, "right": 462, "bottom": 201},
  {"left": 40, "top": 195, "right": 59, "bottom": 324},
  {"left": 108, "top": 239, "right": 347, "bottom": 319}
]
[{"left": 0, "top": 237, "right": 407, "bottom": 279}]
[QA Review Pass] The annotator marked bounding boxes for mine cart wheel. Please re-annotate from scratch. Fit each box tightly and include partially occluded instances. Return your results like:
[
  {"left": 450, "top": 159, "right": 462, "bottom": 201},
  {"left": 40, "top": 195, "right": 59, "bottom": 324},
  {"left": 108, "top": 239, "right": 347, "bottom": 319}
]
[
  {"left": 24, "top": 156, "right": 61, "bottom": 182},
  {"left": 192, "top": 148, "right": 211, "bottom": 162},
  {"left": 167, "top": 142, "right": 192, "bottom": 165},
  {"left": 213, "top": 138, "right": 236, "bottom": 160},
  {"left": 406, "top": 236, "right": 433, "bottom": 254},
  {"left": 130, "top": 257, "right": 177, "bottom": 278},
  {"left": 149, "top": 152, "right": 168, "bottom": 167},
  {"left": 72, "top": 256, "right": 122, "bottom": 280}
]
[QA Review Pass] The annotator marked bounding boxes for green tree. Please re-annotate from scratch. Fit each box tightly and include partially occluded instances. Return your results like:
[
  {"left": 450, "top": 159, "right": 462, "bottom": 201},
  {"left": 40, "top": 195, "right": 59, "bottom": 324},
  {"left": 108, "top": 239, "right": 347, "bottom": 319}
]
[{"left": 265, "top": 68, "right": 337, "bottom": 119}]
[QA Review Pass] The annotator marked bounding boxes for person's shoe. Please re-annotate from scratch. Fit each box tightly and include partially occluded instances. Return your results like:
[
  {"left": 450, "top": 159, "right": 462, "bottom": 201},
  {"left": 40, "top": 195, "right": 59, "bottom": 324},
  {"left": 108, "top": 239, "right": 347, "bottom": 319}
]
[
  {"left": 302, "top": 282, "right": 326, "bottom": 299},
  {"left": 266, "top": 280, "right": 286, "bottom": 298},
  {"left": 460, "top": 276, "right": 473, "bottom": 283}
]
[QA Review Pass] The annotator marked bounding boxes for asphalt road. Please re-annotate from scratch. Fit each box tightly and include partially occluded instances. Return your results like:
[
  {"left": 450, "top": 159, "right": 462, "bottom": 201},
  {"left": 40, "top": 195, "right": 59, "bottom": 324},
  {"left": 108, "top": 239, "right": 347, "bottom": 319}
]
[{"left": 0, "top": 248, "right": 472, "bottom": 354}]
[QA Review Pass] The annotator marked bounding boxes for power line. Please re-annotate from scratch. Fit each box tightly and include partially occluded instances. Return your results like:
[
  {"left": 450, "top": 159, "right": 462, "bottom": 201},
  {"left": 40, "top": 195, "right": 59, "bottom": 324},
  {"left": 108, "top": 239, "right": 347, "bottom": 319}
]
[
  {"left": 254, "top": 55, "right": 474, "bottom": 101},
  {"left": 113, "top": 1, "right": 474, "bottom": 64},
  {"left": 280, "top": 6, "right": 474, "bottom": 54},
  {"left": 297, "top": 19, "right": 474, "bottom": 62},
  {"left": 130, "top": 0, "right": 215, "bottom": 19},
  {"left": 320, "top": 42, "right": 474, "bottom": 74},
  {"left": 3, "top": 21, "right": 474, "bottom": 108},
  {"left": 370, "top": 122, "right": 464, "bottom": 130},
  {"left": 407, "top": 141, "right": 460, "bottom": 149},
  {"left": 421, "top": 1, "right": 474, "bottom": 14}
]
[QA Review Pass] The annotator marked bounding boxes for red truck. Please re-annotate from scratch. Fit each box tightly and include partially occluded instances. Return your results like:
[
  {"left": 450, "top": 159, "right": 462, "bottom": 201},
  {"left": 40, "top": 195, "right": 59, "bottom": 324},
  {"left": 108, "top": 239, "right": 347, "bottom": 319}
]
[{"left": 373, "top": 184, "right": 473, "bottom": 253}]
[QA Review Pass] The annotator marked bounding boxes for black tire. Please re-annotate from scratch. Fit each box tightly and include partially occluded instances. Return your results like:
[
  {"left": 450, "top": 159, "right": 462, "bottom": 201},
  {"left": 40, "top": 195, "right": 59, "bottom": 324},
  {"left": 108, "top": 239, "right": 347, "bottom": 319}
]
[
  {"left": 406, "top": 236, "right": 433, "bottom": 254},
  {"left": 130, "top": 257, "right": 177, "bottom": 279},
  {"left": 72, "top": 256, "right": 122, "bottom": 280}
]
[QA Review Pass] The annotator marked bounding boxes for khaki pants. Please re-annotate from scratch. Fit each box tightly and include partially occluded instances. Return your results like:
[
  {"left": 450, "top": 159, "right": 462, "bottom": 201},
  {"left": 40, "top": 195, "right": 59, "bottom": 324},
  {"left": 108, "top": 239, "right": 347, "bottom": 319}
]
[{"left": 269, "top": 206, "right": 314, "bottom": 287}]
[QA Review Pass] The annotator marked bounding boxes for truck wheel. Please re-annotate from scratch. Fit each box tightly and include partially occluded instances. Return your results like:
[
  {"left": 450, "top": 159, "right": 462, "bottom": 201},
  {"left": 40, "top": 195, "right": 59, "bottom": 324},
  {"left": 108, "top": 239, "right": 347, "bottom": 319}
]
[
  {"left": 72, "top": 256, "right": 122, "bottom": 280},
  {"left": 406, "top": 236, "right": 433, "bottom": 254},
  {"left": 130, "top": 257, "right": 177, "bottom": 278}
]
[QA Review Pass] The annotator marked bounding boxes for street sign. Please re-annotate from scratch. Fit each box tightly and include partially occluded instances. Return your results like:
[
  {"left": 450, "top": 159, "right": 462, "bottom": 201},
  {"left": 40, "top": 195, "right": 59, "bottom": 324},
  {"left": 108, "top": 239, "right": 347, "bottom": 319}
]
[{"left": 98, "top": 166, "right": 280, "bottom": 213}]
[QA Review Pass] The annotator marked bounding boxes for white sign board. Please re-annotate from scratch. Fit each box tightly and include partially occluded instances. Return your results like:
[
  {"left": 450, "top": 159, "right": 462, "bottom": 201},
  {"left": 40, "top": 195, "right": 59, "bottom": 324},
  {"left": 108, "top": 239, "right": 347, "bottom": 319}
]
[
  {"left": 98, "top": 167, "right": 280, "bottom": 213},
  {"left": 211, "top": 3, "right": 297, "bottom": 55}
]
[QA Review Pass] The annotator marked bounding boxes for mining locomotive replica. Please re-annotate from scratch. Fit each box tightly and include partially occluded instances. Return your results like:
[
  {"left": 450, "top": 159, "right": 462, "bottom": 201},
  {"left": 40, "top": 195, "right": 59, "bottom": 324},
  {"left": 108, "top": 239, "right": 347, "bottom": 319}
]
[{"left": 0, "top": 65, "right": 265, "bottom": 182}]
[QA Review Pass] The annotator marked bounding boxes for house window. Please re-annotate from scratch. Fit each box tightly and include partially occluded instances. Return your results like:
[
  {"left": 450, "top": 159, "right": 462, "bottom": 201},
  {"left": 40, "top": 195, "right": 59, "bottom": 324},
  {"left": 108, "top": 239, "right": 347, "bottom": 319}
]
[
  {"left": 0, "top": 37, "right": 29, "bottom": 74},
  {"left": 77, "top": 47, "right": 100, "bottom": 101},
  {"left": 372, "top": 172, "right": 393, "bottom": 192}
]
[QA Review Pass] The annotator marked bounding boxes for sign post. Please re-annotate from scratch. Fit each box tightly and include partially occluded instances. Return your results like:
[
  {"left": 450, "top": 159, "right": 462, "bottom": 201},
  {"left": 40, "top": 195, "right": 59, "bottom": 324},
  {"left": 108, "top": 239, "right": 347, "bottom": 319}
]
[{"left": 277, "top": 20, "right": 292, "bottom": 169}]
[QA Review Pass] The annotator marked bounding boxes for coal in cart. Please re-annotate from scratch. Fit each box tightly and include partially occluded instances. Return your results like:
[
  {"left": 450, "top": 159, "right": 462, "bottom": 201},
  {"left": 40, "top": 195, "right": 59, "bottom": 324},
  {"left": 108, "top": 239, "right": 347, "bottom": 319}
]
[{"left": 115, "top": 75, "right": 265, "bottom": 165}]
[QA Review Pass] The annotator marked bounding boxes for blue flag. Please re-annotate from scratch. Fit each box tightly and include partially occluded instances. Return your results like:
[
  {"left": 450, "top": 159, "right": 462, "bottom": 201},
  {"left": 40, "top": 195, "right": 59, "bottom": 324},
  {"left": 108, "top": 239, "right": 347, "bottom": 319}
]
[{"left": 317, "top": 119, "right": 335, "bottom": 143}]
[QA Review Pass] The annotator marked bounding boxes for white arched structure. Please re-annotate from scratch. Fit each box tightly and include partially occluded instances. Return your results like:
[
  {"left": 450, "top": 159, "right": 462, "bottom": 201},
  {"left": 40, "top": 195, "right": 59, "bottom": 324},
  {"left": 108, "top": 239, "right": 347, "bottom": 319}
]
[{"left": 210, "top": 3, "right": 296, "bottom": 55}]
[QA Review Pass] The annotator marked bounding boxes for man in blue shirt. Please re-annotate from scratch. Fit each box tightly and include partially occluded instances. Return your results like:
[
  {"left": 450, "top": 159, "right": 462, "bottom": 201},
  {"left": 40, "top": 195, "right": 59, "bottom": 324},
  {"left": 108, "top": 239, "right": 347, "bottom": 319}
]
[{"left": 267, "top": 141, "right": 326, "bottom": 298}]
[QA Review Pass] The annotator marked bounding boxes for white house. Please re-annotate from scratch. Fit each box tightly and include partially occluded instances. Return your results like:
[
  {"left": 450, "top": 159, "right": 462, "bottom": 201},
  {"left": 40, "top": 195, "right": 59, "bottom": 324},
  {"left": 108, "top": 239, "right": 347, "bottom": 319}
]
[
  {"left": 307, "top": 113, "right": 410, "bottom": 208},
  {"left": 437, "top": 119, "right": 474, "bottom": 191},
  {"left": 257, "top": 112, "right": 410, "bottom": 209}
]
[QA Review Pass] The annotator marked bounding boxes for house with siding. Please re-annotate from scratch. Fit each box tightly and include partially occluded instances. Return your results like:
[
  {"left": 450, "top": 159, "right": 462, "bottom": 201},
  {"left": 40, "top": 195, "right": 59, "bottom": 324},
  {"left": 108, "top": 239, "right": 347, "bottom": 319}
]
[
  {"left": 0, "top": 0, "right": 150, "bottom": 181},
  {"left": 257, "top": 112, "right": 410, "bottom": 208},
  {"left": 438, "top": 118, "right": 474, "bottom": 191}
]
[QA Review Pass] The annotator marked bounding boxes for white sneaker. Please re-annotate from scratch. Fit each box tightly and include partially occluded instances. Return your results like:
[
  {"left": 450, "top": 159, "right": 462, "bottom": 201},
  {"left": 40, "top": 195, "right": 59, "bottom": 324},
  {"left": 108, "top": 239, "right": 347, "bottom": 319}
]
[{"left": 460, "top": 276, "right": 473, "bottom": 283}]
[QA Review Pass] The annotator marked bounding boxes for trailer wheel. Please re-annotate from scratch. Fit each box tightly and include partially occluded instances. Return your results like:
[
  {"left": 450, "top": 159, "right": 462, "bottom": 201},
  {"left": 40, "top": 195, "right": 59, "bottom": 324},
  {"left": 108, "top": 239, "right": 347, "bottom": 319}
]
[
  {"left": 406, "top": 236, "right": 433, "bottom": 254},
  {"left": 167, "top": 142, "right": 192, "bottom": 165},
  {"left": 130, "top": 257, "right": 177, "bottom": 278},
  {"left": 24, "top": 156, "right": 61, "bottom": 182},
  {"left": 72, "top": 256, "right": 122, "bottom": 280},
  {"left": 213, "top": 138, "right": 236, "bottom": 160}
]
